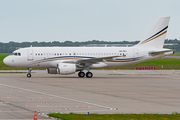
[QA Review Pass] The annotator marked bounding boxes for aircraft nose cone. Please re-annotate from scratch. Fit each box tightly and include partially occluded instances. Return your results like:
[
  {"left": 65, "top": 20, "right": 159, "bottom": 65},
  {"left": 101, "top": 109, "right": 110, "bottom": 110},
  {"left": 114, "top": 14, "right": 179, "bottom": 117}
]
[{"left": 3, "top": 56, "right": 10, "bottom": 66}]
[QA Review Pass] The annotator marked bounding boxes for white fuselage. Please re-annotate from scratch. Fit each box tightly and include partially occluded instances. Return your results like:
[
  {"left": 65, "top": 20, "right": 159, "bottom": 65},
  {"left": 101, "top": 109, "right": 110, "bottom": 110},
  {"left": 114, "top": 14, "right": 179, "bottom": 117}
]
[{"left": 3, "top": 46, "right": 170, "bottom": 69}]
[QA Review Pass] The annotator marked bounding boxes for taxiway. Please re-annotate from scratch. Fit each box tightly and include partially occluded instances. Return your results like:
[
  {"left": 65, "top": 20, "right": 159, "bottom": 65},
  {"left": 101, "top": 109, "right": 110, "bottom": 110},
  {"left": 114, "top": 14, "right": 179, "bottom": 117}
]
[{"left": 0, "top": 70, "right": 180, "bottom": 119}]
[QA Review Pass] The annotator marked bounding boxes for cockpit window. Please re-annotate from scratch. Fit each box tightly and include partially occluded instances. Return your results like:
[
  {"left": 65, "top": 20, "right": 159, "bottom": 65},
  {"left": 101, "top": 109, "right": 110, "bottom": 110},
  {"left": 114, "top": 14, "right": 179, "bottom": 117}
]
[{"left": 11, "top": 52, "right": 21, "bottom": 56}]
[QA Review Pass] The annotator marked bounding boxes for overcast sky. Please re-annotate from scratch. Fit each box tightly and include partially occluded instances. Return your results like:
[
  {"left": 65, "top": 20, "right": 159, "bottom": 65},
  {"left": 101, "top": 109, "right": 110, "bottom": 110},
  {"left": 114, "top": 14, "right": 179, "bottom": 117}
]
[{"left": 0, "top": 0, "right": 179, "bottom": 43}]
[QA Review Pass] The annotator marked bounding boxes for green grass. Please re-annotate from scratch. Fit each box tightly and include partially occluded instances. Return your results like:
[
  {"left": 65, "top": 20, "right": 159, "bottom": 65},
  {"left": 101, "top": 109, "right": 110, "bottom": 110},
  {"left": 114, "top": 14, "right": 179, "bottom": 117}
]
[
  {"left": 48, "top": 113, "right": 180, "bottom": 120},
  {"left": 128, "top": 58, "right": 180, "bottom": 69}
]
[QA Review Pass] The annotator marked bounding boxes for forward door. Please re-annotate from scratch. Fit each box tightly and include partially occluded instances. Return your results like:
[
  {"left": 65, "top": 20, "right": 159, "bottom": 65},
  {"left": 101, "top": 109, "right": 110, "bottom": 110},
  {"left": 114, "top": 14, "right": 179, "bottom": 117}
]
[{"left": 27, "top": 49, "right": 34, "bottom": 61}]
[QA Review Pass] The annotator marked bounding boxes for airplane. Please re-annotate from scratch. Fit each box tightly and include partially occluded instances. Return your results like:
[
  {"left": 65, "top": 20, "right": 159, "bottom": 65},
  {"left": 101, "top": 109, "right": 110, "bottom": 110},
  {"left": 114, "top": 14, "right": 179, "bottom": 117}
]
[{"left": 3, "top": 17, "right": 174, "bottom": 78}]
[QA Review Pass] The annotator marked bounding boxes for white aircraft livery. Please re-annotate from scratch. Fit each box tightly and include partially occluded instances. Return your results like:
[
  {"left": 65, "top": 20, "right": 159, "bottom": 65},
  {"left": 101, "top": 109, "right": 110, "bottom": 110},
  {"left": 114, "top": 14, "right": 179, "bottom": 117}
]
[{"left": 3, "top": 17, "right": 173, "bottom": 78}]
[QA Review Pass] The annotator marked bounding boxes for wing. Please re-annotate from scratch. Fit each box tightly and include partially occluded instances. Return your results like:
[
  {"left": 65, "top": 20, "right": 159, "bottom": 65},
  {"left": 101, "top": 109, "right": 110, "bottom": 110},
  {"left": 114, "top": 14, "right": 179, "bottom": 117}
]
[{"left": 63, "top": 56, "right": 118, "bottom": 65}]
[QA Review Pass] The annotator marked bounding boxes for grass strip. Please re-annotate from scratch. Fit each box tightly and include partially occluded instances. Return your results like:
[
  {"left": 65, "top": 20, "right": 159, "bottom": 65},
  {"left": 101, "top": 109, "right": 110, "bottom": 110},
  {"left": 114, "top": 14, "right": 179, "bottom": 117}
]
[{"left": 48, "top": 113, "right": 180, "bottom": 120}]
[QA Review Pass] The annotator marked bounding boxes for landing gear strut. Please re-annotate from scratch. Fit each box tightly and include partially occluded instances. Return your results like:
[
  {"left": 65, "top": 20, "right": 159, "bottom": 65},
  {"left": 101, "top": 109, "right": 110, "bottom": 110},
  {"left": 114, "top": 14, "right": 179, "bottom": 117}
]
[{"left": 27, "top": 68, "right": 32, "bottom": 78}]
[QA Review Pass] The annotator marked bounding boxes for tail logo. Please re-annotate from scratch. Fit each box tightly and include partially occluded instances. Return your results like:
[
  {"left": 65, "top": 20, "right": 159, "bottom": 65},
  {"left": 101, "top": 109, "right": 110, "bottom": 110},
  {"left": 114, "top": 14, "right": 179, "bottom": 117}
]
[{"left": 139, "top": 26, "right": 168, "bottom": 45}]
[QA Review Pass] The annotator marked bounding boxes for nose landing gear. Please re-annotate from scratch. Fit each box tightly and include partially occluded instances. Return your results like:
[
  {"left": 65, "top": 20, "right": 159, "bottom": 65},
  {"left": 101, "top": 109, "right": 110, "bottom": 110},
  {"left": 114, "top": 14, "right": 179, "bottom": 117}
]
[
  {"left": 27, "top": 73, "right": 31, "bottom": 78},
  {"left": 27, "top": 68, "right": 32, "bottom": 78}
]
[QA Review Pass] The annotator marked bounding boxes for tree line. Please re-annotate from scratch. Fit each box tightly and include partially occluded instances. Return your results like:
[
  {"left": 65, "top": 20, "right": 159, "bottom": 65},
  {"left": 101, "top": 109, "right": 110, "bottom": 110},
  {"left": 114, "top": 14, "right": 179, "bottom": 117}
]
[{"left": 0, "top": 39, "right": 179, "bottom": 53}]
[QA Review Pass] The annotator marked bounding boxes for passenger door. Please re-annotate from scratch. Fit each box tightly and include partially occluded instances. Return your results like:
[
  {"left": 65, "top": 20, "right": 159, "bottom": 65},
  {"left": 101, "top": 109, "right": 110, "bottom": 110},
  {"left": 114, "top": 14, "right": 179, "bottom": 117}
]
[{"left": 27, "top": 49, "right": 34, "bottom": 61}]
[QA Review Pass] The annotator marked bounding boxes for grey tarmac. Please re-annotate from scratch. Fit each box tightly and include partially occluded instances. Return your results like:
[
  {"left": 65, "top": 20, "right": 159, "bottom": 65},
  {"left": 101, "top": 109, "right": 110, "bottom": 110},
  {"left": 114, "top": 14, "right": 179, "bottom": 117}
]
[{"left": 0, "top": 70, "right": 180, "bottom": 119}]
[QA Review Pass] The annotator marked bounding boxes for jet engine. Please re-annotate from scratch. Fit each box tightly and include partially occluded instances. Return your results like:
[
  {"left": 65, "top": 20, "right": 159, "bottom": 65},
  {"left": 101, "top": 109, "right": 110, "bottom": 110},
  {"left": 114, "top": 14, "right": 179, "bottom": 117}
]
[
  {"left": 58, "top": 63, "right": 76, "bottom": 75},
  {"left": 47, "top": 63, "right": 83, "bottom": 75}
]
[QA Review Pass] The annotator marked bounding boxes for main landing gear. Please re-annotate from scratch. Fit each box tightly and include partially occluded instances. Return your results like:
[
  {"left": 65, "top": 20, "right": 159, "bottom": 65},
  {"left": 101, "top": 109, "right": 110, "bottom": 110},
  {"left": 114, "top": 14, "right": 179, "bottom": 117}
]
[
  {"left": 78, "top": 71, "right": 93, "bottom": 78},
  {"left": 27, "top": 68, "right": 32, "bottom": 78}
]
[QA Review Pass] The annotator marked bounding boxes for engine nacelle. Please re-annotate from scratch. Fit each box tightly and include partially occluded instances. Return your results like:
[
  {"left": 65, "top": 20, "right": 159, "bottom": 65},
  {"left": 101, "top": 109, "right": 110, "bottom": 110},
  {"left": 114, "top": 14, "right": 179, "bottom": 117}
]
[
  {"left": 47, "top": 68, "right": 58, "bottom": 74},
  {"left": 47, "top": 63, "right": 83, "bottom": 75},
  {"left": 58, "top": 63, "right": 76, "bottom": 75}
]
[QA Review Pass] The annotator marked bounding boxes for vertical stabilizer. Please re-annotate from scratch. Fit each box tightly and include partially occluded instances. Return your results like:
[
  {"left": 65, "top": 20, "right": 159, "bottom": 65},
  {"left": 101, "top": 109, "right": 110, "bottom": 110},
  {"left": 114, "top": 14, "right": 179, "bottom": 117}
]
[{"left": 136, "top": 17, "right": 170, "bottom": 48}]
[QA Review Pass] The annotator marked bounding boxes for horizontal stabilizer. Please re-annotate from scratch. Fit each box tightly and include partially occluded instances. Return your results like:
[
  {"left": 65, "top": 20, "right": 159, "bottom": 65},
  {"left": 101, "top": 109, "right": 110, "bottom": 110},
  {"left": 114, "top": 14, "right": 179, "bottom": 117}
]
[{"left": 149, "top": 49, "right": 174, "bottom": 55}]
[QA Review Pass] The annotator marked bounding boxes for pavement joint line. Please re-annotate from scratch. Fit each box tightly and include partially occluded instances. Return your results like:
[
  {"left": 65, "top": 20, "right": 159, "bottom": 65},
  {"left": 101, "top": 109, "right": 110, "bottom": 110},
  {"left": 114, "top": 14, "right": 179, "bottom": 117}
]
[
  {"left": 0, "top": 111, "right": 29, "bottom": 112},
  {"left": 0, "top": 91, "right": 67, "bottom": 109},
  {"left": 0, "top": 83, "right": 115, "bottom": 110}
]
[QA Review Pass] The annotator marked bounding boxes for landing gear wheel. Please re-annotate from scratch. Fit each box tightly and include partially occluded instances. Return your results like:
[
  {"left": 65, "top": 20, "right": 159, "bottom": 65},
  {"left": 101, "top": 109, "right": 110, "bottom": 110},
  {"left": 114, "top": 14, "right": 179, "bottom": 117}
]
[
  {"left": 27, "top": 73, "right": 31, "bottom": 78},
  {"left": 78, "top": 72, "right": 85, "bottom": 78},
  {"left": 86, "top": 72, "right": 93, "bottom": 78}
]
